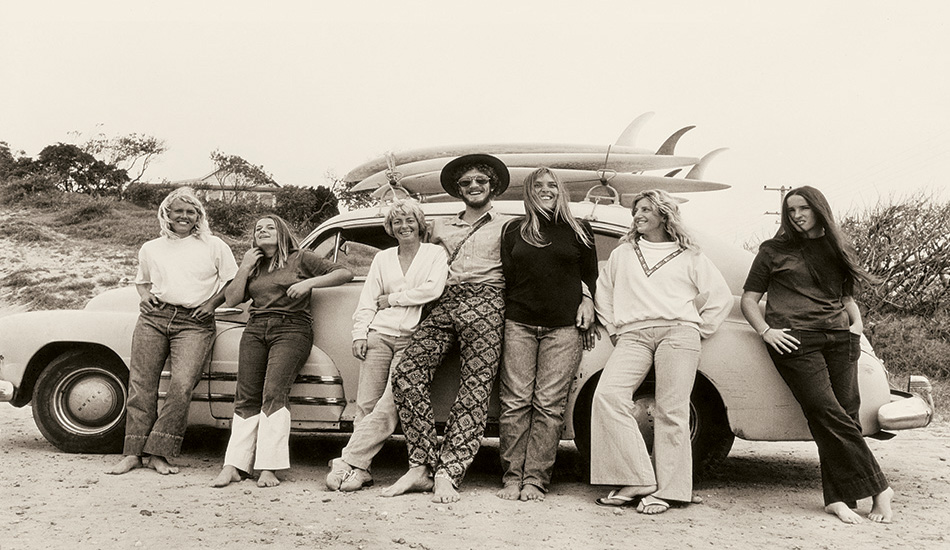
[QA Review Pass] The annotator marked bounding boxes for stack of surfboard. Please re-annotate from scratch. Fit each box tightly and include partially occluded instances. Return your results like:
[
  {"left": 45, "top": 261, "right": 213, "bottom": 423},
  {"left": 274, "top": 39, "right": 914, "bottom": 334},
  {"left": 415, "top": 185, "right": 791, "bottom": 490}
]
[{"left": 343, "top": 113, "right": 730, "bottom": 207}]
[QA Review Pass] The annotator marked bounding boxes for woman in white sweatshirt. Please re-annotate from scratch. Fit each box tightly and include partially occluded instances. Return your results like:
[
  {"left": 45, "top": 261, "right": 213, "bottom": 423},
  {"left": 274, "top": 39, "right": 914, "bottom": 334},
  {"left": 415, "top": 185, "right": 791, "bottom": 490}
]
[{"left": 591, "top": 189, "right": 732, "bottom": 515}]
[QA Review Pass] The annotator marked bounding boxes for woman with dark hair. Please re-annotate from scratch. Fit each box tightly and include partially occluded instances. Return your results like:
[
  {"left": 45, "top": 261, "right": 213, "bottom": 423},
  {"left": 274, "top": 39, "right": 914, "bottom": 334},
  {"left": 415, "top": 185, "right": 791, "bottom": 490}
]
[
  {"left": 740, "top": 186, "right": 893, "bottom": 524},
  {"left": 497, "top": 167, "right": 598, "bottom": 501},
  {"left": 212, "top": 215, "right": 352, "bottom": 488},
  {"left": 108, "top": 187, "right": 238, "bottom": 476},
  {"left": 592, "top": 189, "right": 732, "bottom": 514}
]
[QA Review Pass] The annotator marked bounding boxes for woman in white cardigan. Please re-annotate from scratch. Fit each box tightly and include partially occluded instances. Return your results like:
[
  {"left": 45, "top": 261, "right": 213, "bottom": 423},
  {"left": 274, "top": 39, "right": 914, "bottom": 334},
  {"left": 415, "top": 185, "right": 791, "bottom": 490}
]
[
  {"left": 591, "top": 189, "right": 732, "bottom": 514},
  {"left": 326, "top": 199, "right": 448, "bottom": 492}
]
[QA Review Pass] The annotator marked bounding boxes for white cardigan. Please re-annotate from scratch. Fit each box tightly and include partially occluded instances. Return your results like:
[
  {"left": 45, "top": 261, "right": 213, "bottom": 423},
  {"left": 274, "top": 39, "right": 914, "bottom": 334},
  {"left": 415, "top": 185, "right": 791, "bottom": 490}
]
[{"left": 351, "top": 243, "right": 448, "bottom": 340}]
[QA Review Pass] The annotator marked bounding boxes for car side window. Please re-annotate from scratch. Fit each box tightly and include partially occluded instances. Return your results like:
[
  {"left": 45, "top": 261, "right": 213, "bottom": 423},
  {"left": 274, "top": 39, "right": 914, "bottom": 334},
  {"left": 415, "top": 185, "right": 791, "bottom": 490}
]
[{"left": 306, "top": 225, "right": 397, "bottom": 278}]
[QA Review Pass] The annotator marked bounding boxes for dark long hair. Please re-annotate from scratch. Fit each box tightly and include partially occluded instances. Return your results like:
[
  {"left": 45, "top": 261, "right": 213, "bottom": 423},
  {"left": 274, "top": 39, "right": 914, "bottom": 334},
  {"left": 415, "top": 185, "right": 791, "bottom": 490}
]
[{"left": 773, "top": 186, "right": 877, "bottom": 294}]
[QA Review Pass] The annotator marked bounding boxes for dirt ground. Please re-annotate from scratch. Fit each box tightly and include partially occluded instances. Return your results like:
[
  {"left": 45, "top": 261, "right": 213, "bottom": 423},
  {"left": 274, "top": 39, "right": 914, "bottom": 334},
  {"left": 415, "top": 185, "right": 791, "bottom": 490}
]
[{"left": 0, "top": 403, "right": 948, "bottom": 550}]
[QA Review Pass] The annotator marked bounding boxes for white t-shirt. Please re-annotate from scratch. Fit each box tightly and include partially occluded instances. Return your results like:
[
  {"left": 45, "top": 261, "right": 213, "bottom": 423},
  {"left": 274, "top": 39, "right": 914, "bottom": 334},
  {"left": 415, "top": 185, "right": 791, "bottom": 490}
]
[{"left": 135, "top": 234, "right": 239, "bottom": 308}]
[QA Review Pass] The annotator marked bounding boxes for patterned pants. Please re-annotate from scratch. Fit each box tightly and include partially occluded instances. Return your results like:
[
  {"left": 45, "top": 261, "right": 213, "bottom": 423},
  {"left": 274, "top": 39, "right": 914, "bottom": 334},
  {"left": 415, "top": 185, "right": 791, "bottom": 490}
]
[{"left": 391, "top": 283, "right": 505, "bottom": 487}]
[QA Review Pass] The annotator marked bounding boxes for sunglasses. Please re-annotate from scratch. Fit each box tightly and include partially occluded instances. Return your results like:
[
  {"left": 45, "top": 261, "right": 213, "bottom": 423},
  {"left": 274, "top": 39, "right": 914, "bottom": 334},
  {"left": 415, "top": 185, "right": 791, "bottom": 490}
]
[{"left": 457, "top": 176, "right": 491, "bottom": 187}]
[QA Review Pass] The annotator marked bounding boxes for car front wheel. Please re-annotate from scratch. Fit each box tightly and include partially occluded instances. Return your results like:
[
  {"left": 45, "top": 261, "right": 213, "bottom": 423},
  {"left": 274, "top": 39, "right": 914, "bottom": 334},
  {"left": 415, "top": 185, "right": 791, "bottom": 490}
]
[
  {"left": 32, "top": 351, "right": 129, "bottom": 453},
  {"left": 572, "top": 373, "right": 735, "bottom": 481}
]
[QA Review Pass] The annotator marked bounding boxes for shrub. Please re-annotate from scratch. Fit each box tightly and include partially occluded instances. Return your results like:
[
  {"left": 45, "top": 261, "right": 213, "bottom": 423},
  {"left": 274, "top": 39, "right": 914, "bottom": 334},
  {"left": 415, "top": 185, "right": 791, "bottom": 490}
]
[
  {"left": 0, "top": 219, "right": 53, "bottom": 243},
  {"left": 205, "top": 198, "right": 264, "bottom": 238},
  {"left": 56, "top": 197, "right": 117, "bottom": 225},
  {"left": 124, "top": 182, "right": 177, "bottom": 208},
  {"left": 866, "top": 309, "right": 950, "bottom": 381},
  {"left": 273, "top": 185, "right": 339, "bottom": 235},
  {"left": 0, "top": 174, "right": 63, "bottom": 207},
  {"left": 843, "top": 192, "right": 950, "bottom": 317}
]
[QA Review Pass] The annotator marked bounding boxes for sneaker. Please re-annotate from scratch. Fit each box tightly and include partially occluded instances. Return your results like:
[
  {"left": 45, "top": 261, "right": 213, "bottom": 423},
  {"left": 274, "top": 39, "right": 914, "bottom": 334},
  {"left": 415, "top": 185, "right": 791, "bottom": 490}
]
[
  {"left": 325, "top": 458, "right": 352, "bottom": 491},
  {"left": 339, "top": 467, "right": 374, "bottom": 492}
]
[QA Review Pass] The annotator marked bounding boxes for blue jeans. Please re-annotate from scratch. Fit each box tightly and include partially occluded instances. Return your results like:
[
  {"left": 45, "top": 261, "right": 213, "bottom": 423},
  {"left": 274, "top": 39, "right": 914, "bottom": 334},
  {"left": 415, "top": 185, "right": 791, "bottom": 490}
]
[
  {"left": 499, "top": 320, "right": 582, "bottom": 492},
  {"left": 224, "top": 313, "right": 313, "bottom": 472},
  {"left": 124, "top": 304, "right": 215, "bottom": 457},
  {"left": 768, "top": 330, "right": 888, "bottom": 506}
]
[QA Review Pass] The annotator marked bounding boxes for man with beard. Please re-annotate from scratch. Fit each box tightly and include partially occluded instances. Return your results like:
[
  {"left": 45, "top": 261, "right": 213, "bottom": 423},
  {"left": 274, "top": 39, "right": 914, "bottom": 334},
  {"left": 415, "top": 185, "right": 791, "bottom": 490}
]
[{"left": 382, "top": 154, "right": 510, "bottom": 503}]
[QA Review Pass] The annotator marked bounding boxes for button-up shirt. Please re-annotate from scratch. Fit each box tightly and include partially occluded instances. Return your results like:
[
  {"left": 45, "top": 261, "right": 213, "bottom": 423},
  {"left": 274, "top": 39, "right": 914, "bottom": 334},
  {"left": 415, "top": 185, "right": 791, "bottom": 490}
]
[{"left": 431, "top": 208, "right": 510, "bottom": 289}]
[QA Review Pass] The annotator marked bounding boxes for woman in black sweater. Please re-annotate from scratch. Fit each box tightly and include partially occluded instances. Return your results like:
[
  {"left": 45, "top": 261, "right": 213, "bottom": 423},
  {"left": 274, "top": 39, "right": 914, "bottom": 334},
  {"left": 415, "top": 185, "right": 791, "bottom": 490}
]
[{"left": 497, "top": 167, "right": 598, "bottom": 501}]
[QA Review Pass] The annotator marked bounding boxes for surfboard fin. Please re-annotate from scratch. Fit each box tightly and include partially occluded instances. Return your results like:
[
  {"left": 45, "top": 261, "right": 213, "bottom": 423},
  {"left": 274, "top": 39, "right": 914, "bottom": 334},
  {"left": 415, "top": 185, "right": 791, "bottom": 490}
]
[
  {"left": 614, "top": 112, "right": 655, "bottom": 147},
  {"left": 664, "top": 168, "right": 683, "bottom": 178},
  {"left": 655, "top": 126, "right": 695, "bottom": 156},
  {"left": 685, "top": 148, "right": 728, "bottom": 180}
]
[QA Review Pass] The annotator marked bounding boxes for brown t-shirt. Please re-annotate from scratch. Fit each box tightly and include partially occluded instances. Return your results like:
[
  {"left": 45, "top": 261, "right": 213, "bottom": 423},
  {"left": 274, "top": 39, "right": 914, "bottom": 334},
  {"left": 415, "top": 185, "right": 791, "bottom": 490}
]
[
  {"left": 743, "top": 236, "right": 851, "bottom": 331},
  {"left": 246, "top": 250, "right": 345, "bottom": 318}
]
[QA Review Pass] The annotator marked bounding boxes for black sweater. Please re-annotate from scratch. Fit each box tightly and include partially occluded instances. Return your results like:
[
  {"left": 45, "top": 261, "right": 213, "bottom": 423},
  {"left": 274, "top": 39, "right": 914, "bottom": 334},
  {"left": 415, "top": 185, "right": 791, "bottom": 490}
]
[{"left": 501, "top": 217, "right": 598, "bottom": 327}]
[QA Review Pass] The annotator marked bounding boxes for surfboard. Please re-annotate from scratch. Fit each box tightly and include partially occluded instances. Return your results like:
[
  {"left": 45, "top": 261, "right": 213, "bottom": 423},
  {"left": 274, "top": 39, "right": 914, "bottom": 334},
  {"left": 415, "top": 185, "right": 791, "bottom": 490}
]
[
  {"left": 348, "top": 152, "right": 701, "bottom": 192},
  {"left": 367, "top": 167, "right": 729, "bottom": 203},
  {"left": 343, "top": 144, "right": 674, "bottom": 182}
]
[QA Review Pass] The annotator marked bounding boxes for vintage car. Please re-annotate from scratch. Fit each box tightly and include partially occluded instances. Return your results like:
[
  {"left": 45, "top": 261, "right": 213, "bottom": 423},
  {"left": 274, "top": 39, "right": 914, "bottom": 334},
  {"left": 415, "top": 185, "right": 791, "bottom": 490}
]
[{"left": 0, "top": 194, "right": 935, "bottom": 478}]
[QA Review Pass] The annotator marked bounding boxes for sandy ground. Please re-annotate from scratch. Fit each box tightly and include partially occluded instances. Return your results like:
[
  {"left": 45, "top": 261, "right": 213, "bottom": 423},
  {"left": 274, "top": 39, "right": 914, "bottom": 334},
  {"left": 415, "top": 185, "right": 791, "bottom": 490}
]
[
  {"left": 0, "top": 403, "right": 948, "bottom": 550},
  {"left": 2, "top": 206, "right": 950, "bottom": 549}
]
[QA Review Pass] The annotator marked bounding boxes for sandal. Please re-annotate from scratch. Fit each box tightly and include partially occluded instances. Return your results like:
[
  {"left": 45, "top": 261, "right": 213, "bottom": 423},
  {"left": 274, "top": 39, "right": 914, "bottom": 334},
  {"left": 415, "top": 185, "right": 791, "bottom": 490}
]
[
  {"left": 637, "top": 495, "right": 670, "bottom": 515},
  {"left": 595, "top": 490, "right": 642, "bottom": 507}
]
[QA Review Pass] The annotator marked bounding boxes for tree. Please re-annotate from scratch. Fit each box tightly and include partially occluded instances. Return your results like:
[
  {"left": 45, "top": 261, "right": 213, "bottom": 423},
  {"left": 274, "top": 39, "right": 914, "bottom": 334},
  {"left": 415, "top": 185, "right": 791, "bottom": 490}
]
[
  {"left": 81, "top": 132, "right": 167, "bottom": 186},
  {"left": 209, "top": 150, "right": 277, "bottom": 203},
  {"left": 273, "top": 185, "right": 340, "bottom": 235},
  {"left": 0, "top": 141, "right": 33, "bottom": 181},
  {"left": 35, "top": 143, "right": 128, "bottom": 195},
  {"left": 327, "top": 169, "right": 375, "bottom": 211}
]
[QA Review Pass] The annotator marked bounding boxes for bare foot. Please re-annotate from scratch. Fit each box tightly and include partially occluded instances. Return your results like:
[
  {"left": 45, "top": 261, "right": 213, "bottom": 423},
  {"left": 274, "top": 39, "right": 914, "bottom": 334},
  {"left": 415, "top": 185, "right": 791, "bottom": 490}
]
[
  {"left": 147, "top": 456, "right": 179, "bottom": 475},
  {"left": 211, "top": 465, "right": 242, "bottom": 488},
  {"left": 519, "top": 485, "right": 545, "bottom": 502},
  {"left": 868, "top": 487, "right": 894, "bottom": 523},
  {"left": 825, "top": 501, "right": 863, "bottom": 524},
  {"left": 257, "top": 470, "right": 280, "bottom": 488},
  {"left": 106, "top": 455, "right": 142, "bottom": 475},
  {"left": 431, "top": 476, "right": 459, "bottom": 503},
  {"left": 381, "top": 466, "right": 433, "bottom": 497},
  {"left": 496, "top": 484, "right": 520, "bottom": 500}
]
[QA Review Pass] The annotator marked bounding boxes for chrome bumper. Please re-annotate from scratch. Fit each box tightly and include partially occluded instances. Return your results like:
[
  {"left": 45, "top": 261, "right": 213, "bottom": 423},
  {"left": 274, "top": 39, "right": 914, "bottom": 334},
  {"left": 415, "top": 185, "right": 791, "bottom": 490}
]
[
  {"left": 878, "top": 375, "right": 934, "bottom": 431},
  {"left": 0, "top": 380, "right": 13, "bottom": 403}
]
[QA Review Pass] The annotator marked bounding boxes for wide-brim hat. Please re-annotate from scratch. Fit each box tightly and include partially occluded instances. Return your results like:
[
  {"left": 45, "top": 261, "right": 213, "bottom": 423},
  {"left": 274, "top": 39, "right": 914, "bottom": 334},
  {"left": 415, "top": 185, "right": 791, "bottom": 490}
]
[{"left": 439, "top": 153, "right": 510, "bottom": 199}]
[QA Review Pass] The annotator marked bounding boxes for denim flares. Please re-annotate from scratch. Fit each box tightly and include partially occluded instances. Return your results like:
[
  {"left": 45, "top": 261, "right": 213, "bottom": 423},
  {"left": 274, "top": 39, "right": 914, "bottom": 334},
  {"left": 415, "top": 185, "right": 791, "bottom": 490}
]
[
  {"left": 498, "top": 320, "right": 582, "bottom": 492},
  {"left": 391, "top": 283, "right": 505, "bottom": 487},
  {"left": 768, "top": 329, "right": 888, "bottom": 506},
  {"left": 591, "top": 325, "right": 701, "bottom": 503},
  {"left": 124, "top": 304, "right": 215, "bottom": 458},
  {"left": 224, "top": 312, "right": 313, "bottom": 472}
]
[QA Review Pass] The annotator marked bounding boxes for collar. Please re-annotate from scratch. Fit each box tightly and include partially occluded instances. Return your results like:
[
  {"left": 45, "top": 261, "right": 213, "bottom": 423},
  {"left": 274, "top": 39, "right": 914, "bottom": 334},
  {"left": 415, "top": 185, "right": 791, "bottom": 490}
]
[{"left": 449, "top": 207, "right": 497, "bottom": 226}]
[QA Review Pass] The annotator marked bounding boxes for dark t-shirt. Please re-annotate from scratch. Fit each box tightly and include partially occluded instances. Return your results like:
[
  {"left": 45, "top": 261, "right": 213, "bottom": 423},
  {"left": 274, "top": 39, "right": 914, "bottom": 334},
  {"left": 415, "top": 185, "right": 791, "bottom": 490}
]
[
  {"left": 501, "top": 217, "right": 598, "bottom": 327},
  {"left": 743, "top": 235, "right": 851, "bottom": 331},
  {"left": 246, "top": 250, "right": 345, "bottom": 318}
]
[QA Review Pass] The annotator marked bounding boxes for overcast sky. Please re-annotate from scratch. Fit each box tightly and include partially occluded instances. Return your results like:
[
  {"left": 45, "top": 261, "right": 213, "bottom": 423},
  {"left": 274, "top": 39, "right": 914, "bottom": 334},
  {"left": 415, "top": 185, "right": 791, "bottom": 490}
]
[{"left": 2, "top": 1, "right": 948, "bottom": 244}]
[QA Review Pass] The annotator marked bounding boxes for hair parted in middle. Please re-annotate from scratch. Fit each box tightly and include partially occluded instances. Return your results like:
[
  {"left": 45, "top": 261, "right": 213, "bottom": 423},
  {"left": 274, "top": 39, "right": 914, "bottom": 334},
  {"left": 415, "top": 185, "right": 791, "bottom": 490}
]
[
  {"left": 252, "top": 214, "right": 300, "bottom": 276},
  {"left": 383, "top": 198, "right": 429, "bottom": 242},
  {"left": 621, "top": 188, "right": 697, "bottom": 250},
  {"left": 520, "top": 167, "right": 592, "bottom": 248},
  {"left": 157, "top": 186, "right": 211, "bottom": 239}
]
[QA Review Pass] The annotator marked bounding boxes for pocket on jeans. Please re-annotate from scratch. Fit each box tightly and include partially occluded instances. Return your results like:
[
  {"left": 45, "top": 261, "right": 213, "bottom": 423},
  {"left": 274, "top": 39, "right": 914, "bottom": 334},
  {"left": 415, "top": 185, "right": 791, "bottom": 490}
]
[
  {"left": 848, "top": 332, "right": 862, "bottom": 362},
  {"left": 667, "top": 326, "right": 701, "bottom": 351}
]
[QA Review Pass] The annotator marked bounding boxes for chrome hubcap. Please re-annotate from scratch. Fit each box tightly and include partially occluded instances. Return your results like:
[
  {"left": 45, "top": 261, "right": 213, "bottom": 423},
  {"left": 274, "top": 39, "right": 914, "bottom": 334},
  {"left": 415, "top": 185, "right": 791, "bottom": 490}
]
[{"left": 53, "top": 367, "right": 126, "bottom": 435}]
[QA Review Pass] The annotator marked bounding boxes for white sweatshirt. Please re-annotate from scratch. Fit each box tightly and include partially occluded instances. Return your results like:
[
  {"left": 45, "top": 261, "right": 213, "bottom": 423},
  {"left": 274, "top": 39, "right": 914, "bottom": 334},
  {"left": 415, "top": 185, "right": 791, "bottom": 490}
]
[
  {"left": 351, "top": 243, "right": 448, "bottom": 340},
  {"left": 595, "top": 239, "right": 733, "bottom": 339}
]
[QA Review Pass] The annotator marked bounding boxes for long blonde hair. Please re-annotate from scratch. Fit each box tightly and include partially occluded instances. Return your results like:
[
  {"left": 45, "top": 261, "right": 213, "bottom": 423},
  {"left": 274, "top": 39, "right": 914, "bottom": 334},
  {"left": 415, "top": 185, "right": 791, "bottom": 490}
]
[
  {"left": 520, "top": 167, "right": 592, "bottom": 248},
  {"left": 621, "top": 189, "right": 697, "bottom": 250},
  {"left": 252, "top": 215, "right": 300, "bottom": 275},
  {"left": 158, "top": 187, "right": 211, "bottom": 239}
]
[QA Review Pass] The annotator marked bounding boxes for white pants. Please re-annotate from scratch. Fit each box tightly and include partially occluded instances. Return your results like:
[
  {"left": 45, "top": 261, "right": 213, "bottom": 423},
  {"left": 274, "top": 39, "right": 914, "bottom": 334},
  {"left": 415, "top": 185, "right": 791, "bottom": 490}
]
[
  {"left": 223, "top": 407, "right": 292, "bottom": 472},
  {"left": 590, "top": 325, "right": 700, "bottom": 502}
]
